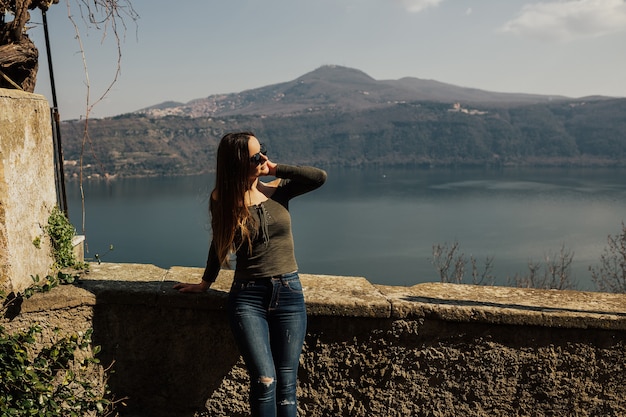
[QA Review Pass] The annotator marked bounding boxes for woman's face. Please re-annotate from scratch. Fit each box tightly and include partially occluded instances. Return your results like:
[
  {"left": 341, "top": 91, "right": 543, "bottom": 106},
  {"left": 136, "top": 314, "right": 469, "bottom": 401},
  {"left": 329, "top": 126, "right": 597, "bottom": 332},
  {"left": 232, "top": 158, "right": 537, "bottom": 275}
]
[{"left": 248, "top": 136, "right": 269, "bottom": 179}]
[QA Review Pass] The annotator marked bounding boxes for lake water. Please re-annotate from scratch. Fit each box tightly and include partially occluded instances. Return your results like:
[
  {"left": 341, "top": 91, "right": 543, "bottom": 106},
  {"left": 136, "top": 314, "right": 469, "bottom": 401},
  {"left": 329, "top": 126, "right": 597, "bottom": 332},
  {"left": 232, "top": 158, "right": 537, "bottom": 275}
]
[{"left": 66, "top": 166, "right": 626, "bottom": 291}]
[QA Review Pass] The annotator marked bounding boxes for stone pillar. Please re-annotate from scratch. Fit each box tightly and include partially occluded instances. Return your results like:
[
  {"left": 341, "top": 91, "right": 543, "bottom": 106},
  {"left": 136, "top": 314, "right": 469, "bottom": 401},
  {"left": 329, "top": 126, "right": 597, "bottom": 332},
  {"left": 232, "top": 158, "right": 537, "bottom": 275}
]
[{"left": 0, "top": 88, "right": 57, "bottom": 294}]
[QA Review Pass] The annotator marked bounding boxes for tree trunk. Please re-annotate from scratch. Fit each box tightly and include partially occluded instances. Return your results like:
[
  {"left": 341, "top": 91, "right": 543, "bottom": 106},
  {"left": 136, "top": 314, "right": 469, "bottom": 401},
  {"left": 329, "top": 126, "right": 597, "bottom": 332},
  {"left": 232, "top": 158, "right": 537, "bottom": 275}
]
[
  {"left": 0, "top": 37, "right": 39, "bottom": 92},
  {"left": 0, "top": 0, "right": 50, "bottom": 92}
]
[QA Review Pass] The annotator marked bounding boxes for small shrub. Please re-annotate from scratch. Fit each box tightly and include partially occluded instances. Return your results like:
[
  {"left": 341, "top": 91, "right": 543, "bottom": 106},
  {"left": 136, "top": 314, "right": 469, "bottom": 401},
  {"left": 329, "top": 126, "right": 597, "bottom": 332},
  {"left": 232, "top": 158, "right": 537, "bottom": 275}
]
[
  {"left": 45, "top": 206, "right": 79, "bottom": 270},
  {"left": 0, "top": 278, "right": 122, "bottom": 416},
  {"left": 590, "top": 222, "right": 626, "bottom": 293},
  {"left": 508, "top": 244, "right": 577, "bottom": 290},
  {"left": 430, "top": 240, "right": 577, "bottom": 290},
  {"left": 430, "top": 241, "right": 495, "bottom": 285},
  {"left": 0, "top": 324, "right": 117, "bottom": 416}
]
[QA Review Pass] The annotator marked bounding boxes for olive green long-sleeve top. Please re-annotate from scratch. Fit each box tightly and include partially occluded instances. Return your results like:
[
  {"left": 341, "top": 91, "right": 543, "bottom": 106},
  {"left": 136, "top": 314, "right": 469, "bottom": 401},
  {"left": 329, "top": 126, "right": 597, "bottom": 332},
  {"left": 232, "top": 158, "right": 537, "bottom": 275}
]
[{"left": 201, "top": 164, "right": 327, "bottom": 284}]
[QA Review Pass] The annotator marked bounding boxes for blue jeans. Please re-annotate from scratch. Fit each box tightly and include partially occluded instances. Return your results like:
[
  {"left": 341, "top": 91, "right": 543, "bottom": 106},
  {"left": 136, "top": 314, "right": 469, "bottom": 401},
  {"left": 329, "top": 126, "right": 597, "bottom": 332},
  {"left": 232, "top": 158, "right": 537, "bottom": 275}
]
[{"left": 228, "top": 272, "right": 307, "bottom": 417}]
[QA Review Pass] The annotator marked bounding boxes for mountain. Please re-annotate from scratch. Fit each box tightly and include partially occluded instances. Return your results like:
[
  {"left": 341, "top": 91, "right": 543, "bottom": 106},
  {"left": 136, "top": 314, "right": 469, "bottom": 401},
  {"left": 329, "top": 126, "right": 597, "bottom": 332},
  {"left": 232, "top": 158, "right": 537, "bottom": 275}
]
[
  {"left": 136, "top": 65, "right": 578, "bottom": 119},
  {"left": 60, "top": 65, "right": 626, "bottom": 179}
]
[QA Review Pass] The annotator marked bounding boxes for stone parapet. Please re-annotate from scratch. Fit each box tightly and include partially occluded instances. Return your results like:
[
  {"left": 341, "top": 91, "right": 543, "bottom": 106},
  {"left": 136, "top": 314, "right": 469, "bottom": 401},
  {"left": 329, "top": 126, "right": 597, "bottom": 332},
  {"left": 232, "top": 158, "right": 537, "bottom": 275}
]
[
  {"left": 380, "top": 281, "right": 626, "bottom": 330},
  {"left": 4, "top": 262, "right": 626, "bottom": 417},
  {"left": 72, "top": 262, "right": 626, "bottom": 328}
]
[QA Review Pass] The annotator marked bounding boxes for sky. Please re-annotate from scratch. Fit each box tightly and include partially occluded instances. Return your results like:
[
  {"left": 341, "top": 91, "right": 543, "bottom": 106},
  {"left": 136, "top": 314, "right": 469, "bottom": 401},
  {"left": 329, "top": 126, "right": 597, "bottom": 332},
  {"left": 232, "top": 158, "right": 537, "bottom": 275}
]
[{"left": 25, "top": 0, "right": 626, "bottom": 121}]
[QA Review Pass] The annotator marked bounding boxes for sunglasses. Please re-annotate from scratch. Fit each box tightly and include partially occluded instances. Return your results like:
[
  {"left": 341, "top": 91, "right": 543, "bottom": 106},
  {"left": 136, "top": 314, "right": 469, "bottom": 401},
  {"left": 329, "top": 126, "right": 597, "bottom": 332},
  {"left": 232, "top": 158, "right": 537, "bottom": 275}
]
[{"left": 249, "top": 144, "right": 267, "bottom": 165}]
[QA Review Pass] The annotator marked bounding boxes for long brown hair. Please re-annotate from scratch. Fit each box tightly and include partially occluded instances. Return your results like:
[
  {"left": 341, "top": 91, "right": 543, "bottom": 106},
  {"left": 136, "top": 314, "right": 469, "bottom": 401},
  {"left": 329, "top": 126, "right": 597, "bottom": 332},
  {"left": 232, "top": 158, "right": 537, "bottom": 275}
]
[{"left": 210, "top": 131, "right": 256, "bottom": 266}]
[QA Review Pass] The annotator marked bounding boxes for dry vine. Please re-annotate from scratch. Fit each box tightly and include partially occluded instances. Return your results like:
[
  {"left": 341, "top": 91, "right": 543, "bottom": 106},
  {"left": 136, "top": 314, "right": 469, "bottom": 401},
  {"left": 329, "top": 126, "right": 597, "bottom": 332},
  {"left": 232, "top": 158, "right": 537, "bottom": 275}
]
[{"left": 60, "top": 0, "right": 138, "bottom": 235}]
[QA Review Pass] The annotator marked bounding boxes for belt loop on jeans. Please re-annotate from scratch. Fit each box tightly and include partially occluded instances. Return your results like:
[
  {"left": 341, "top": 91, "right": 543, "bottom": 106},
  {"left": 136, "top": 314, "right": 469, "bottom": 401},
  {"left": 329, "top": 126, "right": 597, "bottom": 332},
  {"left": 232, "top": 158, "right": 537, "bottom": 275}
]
[{"left": 269, "top": 270, "right": 297, "bottom": 279}]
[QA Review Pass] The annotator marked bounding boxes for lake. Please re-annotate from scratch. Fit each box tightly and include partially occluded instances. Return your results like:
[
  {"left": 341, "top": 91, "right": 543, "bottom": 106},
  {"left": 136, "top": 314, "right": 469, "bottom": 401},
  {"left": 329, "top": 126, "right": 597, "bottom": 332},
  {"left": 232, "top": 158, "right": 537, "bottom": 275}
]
[{"left": 66, "top": 166, "right": 626, "bottom": 291}]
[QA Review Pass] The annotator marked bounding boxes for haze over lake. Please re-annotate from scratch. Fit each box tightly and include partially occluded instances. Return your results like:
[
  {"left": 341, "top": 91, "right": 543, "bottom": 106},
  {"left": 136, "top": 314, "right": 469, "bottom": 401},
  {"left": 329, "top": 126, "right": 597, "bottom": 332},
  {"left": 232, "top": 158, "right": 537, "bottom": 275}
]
[{"left": 67, "top": 167, "right": 626, "bottom": 291}]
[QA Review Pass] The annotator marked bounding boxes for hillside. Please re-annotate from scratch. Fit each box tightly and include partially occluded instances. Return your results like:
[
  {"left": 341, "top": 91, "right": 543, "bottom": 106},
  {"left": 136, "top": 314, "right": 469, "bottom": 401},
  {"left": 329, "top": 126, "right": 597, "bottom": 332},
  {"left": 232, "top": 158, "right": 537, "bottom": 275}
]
[
  {"left": 136, "top": 65, "right": 576, "bottom": 118},
  {"left": 59, "top": 65, "right": 626, "bottom": 178}
]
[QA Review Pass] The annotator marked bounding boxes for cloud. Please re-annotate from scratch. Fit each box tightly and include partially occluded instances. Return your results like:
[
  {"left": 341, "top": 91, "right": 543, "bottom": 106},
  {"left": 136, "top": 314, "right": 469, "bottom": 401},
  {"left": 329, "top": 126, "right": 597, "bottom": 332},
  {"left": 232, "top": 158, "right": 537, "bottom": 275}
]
[
  {"left": 500, "top": 0, "right": 626, "bottom": 42},
  {"left": 396, "top": 0, "right": 445, "bottom": 13}
]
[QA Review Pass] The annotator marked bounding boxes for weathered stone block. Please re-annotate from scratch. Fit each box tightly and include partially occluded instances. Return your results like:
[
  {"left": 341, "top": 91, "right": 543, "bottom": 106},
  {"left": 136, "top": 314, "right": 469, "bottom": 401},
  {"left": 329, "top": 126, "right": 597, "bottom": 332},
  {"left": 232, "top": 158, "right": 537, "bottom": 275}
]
[{"left": 0, "top": 88, "right": 56, "bottom": 294}]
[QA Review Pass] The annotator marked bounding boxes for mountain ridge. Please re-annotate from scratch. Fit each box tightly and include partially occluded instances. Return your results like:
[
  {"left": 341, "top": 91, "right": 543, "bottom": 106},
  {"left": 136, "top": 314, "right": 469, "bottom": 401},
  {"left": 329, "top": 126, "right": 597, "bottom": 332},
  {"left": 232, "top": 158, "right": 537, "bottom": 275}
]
[{"left": 136, "top": 65, "right": 594, "bottom": 119}]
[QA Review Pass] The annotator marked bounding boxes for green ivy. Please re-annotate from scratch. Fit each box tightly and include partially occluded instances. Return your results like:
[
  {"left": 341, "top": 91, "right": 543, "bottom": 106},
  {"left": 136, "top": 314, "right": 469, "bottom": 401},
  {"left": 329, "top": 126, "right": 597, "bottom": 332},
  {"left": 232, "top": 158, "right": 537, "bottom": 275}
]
[
  {"left": 0, "top": 208, "right": 118, "bottom": 415},
  {"left": 45, "top": 206, "right": 79, "bottom": 270},
  {"left": 0, "top": 278, "right": 122, "bottom": 416}
]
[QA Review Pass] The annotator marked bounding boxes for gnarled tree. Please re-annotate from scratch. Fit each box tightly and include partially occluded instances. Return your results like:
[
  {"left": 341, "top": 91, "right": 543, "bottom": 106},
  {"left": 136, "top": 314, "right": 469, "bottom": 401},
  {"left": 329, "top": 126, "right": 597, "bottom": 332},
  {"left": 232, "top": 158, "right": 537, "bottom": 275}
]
[
  {"left": 1, "top": 0, "right": 137, "bottom": 94},
  {"left": 0, "top": 0, "right": 57, "bottom": 91}
]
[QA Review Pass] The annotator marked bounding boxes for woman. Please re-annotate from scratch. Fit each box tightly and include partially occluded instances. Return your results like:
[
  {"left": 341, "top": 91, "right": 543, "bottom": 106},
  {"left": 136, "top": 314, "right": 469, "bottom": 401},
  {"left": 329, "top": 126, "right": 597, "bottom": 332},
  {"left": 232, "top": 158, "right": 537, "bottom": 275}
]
[{"left": 174, "top": 131, "right": 326, "bottom": 417}]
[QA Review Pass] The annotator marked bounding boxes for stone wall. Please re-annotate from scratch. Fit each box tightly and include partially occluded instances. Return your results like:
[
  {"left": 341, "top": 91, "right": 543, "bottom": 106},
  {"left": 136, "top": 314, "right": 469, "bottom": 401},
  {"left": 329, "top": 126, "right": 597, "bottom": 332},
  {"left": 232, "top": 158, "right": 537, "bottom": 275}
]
[
  {"left": 0, "top": 88, "right": 56, "bottom": 294},
  {"left": 4, "top": 262, "right": 625, "bottom": 417}
]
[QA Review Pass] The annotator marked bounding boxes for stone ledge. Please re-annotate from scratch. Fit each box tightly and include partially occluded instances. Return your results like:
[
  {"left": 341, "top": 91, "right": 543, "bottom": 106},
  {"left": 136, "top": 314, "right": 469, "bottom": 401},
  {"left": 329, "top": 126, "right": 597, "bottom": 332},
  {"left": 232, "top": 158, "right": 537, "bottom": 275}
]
[
  {"left": 378, "top": 282, "right": 626, "bottom": 330},
  {"left": 0, "top": 88, "right": 48, "bottom": 102},
  {"left": 19, "top": 262, "right": 626, "bottom": 330}
]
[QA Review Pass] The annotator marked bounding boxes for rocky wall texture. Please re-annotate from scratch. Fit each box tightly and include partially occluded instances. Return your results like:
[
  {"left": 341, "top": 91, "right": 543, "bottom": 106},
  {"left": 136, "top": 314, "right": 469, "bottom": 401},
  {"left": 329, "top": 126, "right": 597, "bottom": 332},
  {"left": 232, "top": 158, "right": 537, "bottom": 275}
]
[
  {"left": 206, "top": 318, "right": 626, "bottom": 417},
  {"left": 0, "top": 88, "right": 56, "bottom": 294},
  {"left": 3, "top": 262, "right": 625, "bottom": 417}
]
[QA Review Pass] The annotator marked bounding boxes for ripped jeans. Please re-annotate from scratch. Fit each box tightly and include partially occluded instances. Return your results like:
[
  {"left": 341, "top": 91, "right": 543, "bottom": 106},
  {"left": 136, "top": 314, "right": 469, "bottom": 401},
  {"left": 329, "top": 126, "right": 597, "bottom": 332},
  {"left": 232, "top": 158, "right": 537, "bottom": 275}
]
[{"left": 228, "top": 272, "right": 307, "bottom": 417}]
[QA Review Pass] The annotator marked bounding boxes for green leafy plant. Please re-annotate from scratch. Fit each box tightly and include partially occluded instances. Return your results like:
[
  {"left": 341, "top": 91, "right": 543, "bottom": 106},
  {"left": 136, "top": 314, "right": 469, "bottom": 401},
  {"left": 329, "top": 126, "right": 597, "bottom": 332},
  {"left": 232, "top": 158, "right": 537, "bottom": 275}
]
[
  {"left": 45, "top": 206, "right": 79, "bottom": 270},
  {"left": 0, "top": 325, "right": 118, "bottom": 416},
  {"left": 24, "top": 272, "right": 78, "bottom": 299},
  {"left": 1, "top": 278, "right": 123, "bottom": 416}
]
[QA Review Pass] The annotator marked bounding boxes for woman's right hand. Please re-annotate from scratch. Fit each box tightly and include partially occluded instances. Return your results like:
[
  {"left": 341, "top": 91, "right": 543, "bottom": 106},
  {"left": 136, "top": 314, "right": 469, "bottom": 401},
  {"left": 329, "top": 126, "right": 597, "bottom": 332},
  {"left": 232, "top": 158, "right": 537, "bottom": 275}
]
[{"left": 173, "top": 281, "right": 210, "bottom": 293}]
